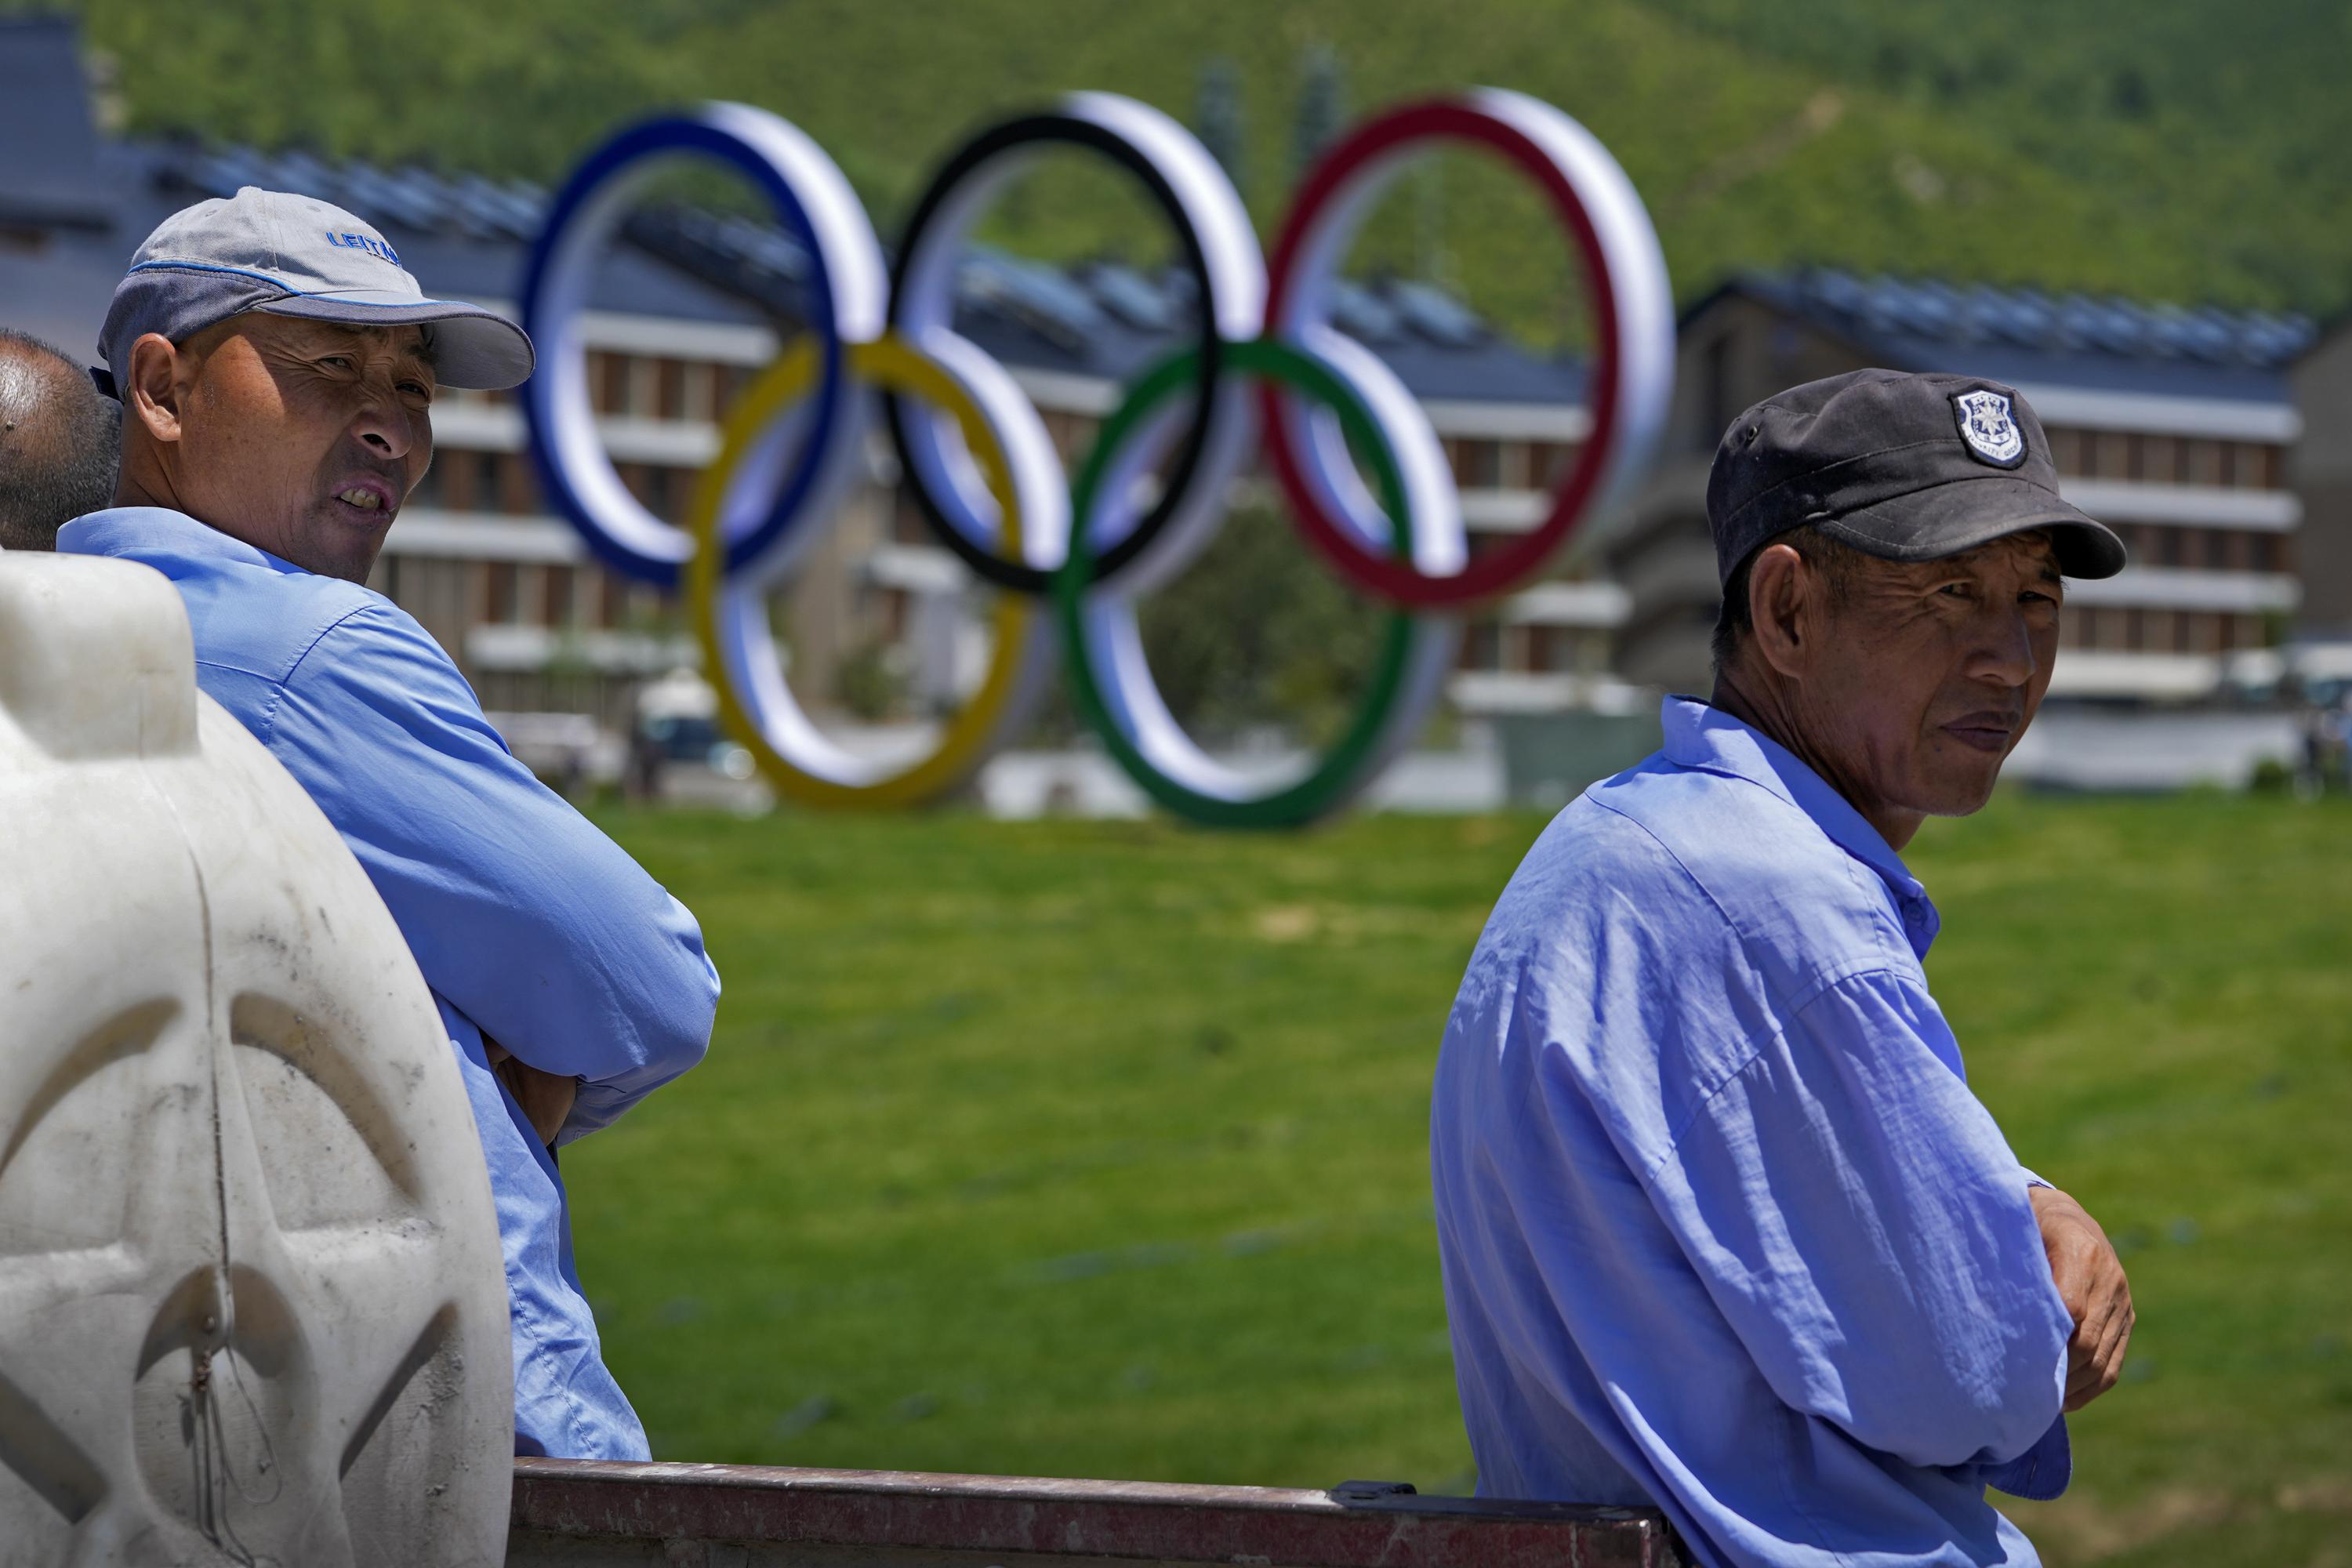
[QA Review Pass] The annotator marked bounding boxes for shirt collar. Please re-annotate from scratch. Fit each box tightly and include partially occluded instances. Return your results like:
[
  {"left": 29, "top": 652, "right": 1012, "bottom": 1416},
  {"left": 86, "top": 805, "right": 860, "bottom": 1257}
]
[
  {"left": 56, "top": 506, "right": 303, "bottom": 577},
  {"left": 1659, "top": 695, "right": 1940, "bottom": 956}
]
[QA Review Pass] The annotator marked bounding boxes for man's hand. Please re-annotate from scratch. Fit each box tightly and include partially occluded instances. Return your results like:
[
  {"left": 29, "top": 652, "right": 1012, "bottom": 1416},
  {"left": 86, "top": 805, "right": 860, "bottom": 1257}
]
[
  {"left": 2029, "top": 1184, "right": 2134, "bottom": 1410},
  {"left": 485, "top": 1038, "right": 578, "bottom": 1149}
]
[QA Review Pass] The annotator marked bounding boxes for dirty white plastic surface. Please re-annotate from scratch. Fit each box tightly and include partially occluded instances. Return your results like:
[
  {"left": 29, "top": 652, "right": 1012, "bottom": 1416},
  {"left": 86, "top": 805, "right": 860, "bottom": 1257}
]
[{"left": 0, "top": 550, "right": 512, "bottom": 1566}]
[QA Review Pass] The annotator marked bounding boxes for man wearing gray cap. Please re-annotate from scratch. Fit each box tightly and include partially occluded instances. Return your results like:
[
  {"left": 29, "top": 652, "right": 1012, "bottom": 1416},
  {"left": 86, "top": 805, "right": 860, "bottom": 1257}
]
[
  {"left": 60, "top": 188, "right": 720, "bottom": 1461},
  {"left": 1432, "top": 370, "right": 2136, "bottom": 1566}
]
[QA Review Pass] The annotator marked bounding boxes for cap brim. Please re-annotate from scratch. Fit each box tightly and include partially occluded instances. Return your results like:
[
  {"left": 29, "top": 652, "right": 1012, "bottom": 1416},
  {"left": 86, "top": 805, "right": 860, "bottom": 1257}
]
[
  {"left": 256, "top": 291, "right": 535, "bottom": 390},
  {"left": 1814, "top": 474, "right": 2127, "bottom": 579}
]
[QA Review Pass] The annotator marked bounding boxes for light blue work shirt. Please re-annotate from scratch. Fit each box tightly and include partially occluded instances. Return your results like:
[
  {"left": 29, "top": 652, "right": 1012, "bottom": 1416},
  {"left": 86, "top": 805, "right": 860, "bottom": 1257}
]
[
  {"left": 61, "top": 506, "right": 719, "bottom": 1461},
  {"left": 1431, "top": 696, "right": 2074, "bottom": 1568}
]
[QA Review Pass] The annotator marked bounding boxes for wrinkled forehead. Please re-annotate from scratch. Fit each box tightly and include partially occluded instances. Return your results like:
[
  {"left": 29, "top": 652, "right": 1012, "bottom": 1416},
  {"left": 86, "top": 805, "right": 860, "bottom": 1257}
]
[{"left": 216, "top": 313, "right": 438, "bottom": 374}]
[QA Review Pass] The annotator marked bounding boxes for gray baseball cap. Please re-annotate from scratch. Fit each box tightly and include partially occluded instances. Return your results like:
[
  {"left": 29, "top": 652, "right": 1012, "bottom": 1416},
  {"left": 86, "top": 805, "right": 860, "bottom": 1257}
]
[
  {"left": 96, "top": 186, "right": 535, "bottom": 396},
  {"left": 1706, "top": 368, "right": 2126, "bottom": 584}
]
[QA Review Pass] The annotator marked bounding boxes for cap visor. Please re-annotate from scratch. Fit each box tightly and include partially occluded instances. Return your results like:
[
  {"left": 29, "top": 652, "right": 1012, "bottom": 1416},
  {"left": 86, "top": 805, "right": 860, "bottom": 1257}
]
[
  {"left": 256, "top": 291, "right": 536, "bottom": 390},
  {"left": 1815, "top": 474, "right": 2127, "bottom": 579}
]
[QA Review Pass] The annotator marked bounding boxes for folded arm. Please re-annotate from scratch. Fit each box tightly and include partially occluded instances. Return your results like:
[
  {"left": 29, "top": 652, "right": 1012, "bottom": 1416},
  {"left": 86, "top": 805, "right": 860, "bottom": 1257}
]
[
  {"left": 1647, "top": 968, "right": 2073, "bottom": 1470},
  {"left": 264, "top": 603, "right": 720, "bottom": 1142}
]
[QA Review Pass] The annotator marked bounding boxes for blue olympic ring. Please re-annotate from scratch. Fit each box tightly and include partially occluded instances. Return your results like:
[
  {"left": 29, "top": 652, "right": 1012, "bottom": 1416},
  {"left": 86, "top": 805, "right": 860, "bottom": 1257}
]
[{"left": 518, "top": 107, "right": 878, "bottom": 586}]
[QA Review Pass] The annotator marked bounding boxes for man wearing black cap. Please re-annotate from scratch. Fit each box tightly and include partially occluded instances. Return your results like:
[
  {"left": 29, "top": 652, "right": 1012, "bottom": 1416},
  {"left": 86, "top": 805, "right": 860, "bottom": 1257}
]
[
  {"left": 1431, "top": 370, "right": 2135, "bottom": 1566},
  {"left": 58, "top": 187, "right": 719, "bottom": 1461}
]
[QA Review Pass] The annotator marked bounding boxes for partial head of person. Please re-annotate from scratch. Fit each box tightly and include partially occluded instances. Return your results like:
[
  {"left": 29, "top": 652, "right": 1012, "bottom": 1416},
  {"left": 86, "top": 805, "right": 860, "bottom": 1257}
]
[
  {"left": 0, "top": 328, "right": 120, "bottom": 551},
  {"left": 101, "top": 187, "right": 534, "bottom": 583},
  {"left": 1706, "top": 368, "right": 2125, "bottom": 849}
]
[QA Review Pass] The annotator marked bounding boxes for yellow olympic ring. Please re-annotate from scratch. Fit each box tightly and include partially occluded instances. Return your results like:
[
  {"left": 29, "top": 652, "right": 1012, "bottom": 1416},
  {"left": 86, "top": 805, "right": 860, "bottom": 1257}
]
[{"left": 686, "top": 332, "right": 1045, "bottom": 809}]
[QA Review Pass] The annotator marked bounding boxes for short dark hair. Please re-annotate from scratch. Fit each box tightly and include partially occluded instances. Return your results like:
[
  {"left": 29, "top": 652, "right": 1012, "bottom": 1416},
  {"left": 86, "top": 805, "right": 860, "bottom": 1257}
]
[
  {"left": 0, "top": 328, "right": 120, "bottom": 551},
  {"left": 1710, "top": 524, "right": 1864, "bottom": 674}
]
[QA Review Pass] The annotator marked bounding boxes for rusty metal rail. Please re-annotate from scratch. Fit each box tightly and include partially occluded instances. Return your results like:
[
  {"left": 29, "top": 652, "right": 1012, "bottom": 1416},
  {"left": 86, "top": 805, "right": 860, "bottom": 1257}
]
[{"left": 507, "top": 1457, "right": 1692, "bottom": 1566}]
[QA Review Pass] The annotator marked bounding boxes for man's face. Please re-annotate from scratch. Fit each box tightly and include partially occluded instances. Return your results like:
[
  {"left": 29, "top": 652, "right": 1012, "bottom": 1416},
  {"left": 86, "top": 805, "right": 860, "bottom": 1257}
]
[
  {"left": 1792, "top": 532, "right": 2063, "bottom": 824},
  {"left": 160, "top": 315, "right": 435, "bottom": 583}
]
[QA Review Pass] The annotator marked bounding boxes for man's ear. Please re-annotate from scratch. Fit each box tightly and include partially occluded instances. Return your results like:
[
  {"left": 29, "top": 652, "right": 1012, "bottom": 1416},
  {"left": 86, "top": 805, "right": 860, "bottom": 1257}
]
[
  {"left": 125, "top": 333, "right": 187, "bottom": 445},
  {"left": 1744, "top": 541, "right": 1816, "bottom": 681}
]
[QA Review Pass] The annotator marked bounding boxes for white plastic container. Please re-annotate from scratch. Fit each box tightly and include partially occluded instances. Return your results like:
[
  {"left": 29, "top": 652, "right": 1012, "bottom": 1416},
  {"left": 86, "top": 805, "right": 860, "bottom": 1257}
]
[{"left": 0, "top": 549, "right": 511, "bottom": 1566}]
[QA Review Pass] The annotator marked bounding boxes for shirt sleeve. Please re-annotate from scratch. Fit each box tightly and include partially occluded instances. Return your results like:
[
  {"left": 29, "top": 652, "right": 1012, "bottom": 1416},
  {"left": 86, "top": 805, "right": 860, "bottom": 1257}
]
[
  {"left": 1644, "top": 967, "right": 2071, "bottom": 1472},
  {"left": 262, "top": 602, "right": 719, "bottom": 1143}
]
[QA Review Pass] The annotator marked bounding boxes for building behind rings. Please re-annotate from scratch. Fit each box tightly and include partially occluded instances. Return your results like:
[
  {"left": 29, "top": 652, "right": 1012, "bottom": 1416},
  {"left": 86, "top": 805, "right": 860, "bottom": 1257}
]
[{"left": 1, "top": 15, "right": 2331, "bottom": 805}]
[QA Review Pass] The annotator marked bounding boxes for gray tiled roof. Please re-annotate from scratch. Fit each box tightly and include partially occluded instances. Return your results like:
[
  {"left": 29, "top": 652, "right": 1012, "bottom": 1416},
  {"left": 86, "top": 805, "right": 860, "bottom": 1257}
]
[{"left": 1715, "top": 269, "right": 2310, "bottom": 406}]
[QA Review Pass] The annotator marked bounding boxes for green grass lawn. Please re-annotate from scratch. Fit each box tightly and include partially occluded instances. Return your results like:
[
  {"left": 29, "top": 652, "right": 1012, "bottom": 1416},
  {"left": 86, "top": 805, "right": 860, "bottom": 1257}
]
[{"left": 567, "top": 792, "right": 2352, "bottom": 1567}]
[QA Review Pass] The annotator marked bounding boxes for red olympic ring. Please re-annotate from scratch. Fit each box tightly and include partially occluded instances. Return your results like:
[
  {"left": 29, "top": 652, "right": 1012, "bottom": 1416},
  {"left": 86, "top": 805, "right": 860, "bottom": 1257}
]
[{"left": 1264, "top": 94, "right": 1632, "bottom": 609}]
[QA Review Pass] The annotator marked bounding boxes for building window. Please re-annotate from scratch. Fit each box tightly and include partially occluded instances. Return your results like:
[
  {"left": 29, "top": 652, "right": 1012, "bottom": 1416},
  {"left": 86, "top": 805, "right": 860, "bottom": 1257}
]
[
  {"left": 662, "top": 466, "right": 692, "bottom": 525},
  {"left": 1528, "top": 440, "right": 1582, "bottom": 488},
  {"left": 656, "top": 358, "right": 688, "bottom": 422},
  {"left": 441, "top": 449, "right": 477, "bottom": 512},
  {"left": 2182, "top": 438, "right": 2222, "bottom": 486},
  {"left": 484, "top": 561, "right": 519, "bottom": 625},
  {"left": 681, "top": 361, "right": 719, "bottom": 422},
  {"left": 2092, "top": 431, "right": 2131, "bottom": 480},
  {"left": 1451, "top": 439, "right": 1503, "bottom": 490},
  {"left": 2220, "top": 441, "right": 2280, "bottom": 490},
  {"left": 615, "top": 463, "right": 695, "bottom": 526},
  {"left": 586, "top": 351, "right": 621, "bottom": 416},
  {"left": 1496, "top": 441, "right": 1531, "bottom": 490},
  {"left": 440, "top": 450, "right": 505, "bottom": 514},
  {"left": 2045, "top": 426, "right": 2086, "bottom": 477},
  {"left": 625, "top": 355, "right": 660, "bottom": 418},
  {"left": 1526, "top": 625, "right": 1581, "bottom": 673},
  {"left": 545, "top": 565, "right": 576, "bottom": 628},
  {"left": 499, "top": 452, "right": 539, "bottom": 515},
  {"left": 1458, "top": 619, "right": 1502, "bottom": 671}
]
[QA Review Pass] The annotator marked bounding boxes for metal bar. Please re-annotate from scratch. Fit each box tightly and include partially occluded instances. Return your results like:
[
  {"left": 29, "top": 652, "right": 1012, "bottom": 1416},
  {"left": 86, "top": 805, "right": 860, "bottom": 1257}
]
[{"left": 510, "top": 1457, "right": 1690, "bottom": 1567}]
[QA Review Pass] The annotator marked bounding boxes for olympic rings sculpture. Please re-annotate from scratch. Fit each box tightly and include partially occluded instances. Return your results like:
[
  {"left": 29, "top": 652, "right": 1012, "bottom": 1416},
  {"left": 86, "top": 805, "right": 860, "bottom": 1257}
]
[{"left": 520, "top": 88, "right": 1673, "bottom": 828}]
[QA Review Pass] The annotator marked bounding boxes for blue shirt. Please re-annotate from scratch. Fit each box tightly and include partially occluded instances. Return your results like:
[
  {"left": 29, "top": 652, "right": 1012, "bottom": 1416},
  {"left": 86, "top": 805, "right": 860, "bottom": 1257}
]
[
  {"left": 1431, "top": 697, "right": 2074, "bottom": 1568},
  {"left": 61, "top": 506, "right": 719, "bottom": 1461}
]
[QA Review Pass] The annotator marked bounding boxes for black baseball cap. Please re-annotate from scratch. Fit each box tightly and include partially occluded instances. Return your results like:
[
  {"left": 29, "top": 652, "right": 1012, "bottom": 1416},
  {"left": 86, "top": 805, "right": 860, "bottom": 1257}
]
[{"left": 1706, "top": 368, "right": 2125, "bottom": 585}]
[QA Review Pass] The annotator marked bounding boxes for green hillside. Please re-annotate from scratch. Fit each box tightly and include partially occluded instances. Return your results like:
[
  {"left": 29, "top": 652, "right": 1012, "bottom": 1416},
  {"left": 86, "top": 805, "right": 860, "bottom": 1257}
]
[{"left": 21, "top": 0, "right": 2352, "bottom": 342}]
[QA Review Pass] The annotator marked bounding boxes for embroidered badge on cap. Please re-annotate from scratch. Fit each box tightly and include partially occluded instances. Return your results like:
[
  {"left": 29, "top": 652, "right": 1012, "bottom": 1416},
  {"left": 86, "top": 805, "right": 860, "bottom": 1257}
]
[{"left": 1954, "top": 388, "right": 2026, "bottom": 467}]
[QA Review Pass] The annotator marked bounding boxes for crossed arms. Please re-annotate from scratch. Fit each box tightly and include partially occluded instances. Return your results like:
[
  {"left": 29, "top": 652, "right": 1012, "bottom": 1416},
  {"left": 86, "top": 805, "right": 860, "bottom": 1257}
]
[
  {"left": 1650, "top": 967, "right": 2130, "bottom": 1473},
  {"left": 260, "top": 601, "right": 720, "bottom": 1143}
]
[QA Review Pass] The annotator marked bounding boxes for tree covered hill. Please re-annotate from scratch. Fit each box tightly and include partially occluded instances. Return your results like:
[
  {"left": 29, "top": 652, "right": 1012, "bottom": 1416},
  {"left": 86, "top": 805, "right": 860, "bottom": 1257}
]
[{"left": 22, "top": 0, "right": 2350, "bottom": 335}]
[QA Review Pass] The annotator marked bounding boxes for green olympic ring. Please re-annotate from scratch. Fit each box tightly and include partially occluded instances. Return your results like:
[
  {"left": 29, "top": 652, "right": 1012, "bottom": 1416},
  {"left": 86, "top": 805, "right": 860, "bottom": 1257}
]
[{"left": 1055, "top": 338, "right": 1420, "bottom": 831}]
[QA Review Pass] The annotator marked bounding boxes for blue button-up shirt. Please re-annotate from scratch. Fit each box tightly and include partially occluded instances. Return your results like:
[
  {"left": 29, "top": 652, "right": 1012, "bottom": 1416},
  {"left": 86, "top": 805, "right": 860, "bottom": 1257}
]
[
  {"left": 1432, "top": 697, "right": 2073, "bottom": 1567},
  {"left": 62, "top": 506, "right": 719, "bottom": 1461}
]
